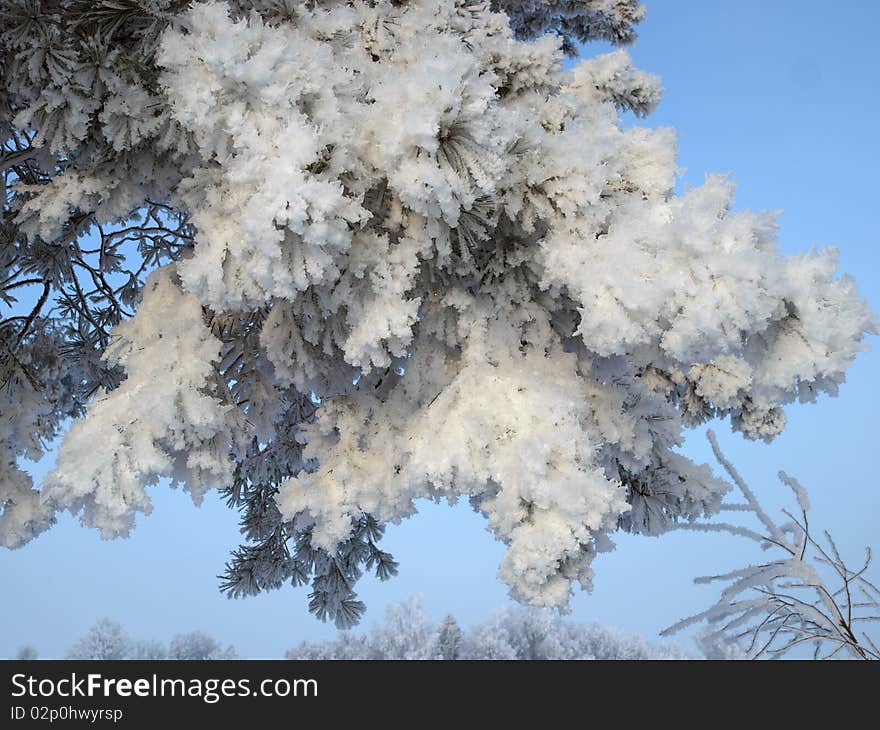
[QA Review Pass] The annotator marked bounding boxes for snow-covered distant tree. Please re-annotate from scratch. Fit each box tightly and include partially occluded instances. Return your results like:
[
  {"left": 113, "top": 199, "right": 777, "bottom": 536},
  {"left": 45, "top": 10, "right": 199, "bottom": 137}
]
[
  {"left": 434, "top": 615, "right": 464, "bottom": 660},
  {"left": 63, "top": 620, "right": 236, "bottom": 659},
  {"left": 362, "top": 596, "right": 441, "bottom": 659},
  {"left": 287, "top": 631, "right": 370, "bottom": 661},
  {"left": 287, "top": 597, "right": 690, "bottom": 659},
  {"left": 463, "top": 606, "right": 690, "bottom": 659},
  {"left": 290, "top": 596, "right": 440, "bottom": 659},
  {"left": 130, "top": 639, "right": 168, "bottom": 660},
  {"left": 1, "top": 1, "right": 875, "bottom": 628},
  {"left": 66, "top": 618, "right": 132, "bottom": 660},
  {"left": 168, "top": 631, "right": 238, "bottom": 660}
]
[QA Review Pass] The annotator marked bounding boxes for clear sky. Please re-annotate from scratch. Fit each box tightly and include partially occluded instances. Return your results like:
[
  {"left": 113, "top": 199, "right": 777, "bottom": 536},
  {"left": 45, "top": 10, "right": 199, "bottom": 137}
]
[{"left": 2, "top": 1, "right": 879, "bottom": 658}]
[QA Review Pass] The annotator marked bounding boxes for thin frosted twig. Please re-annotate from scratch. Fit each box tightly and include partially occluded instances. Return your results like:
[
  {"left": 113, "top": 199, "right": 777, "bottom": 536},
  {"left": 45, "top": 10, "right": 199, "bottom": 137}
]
[
  {"left": 666, "top": 431, "right": 878, "bottom": 660},
  {"left": 706, "top": 430, "right": 790, "bottom": 551}
]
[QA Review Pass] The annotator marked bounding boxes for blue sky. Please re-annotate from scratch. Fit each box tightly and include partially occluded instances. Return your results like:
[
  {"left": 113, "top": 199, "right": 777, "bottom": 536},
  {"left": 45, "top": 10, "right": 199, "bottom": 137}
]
[{"left": 2, "top": 1, "right": 879, "bottom": 658}]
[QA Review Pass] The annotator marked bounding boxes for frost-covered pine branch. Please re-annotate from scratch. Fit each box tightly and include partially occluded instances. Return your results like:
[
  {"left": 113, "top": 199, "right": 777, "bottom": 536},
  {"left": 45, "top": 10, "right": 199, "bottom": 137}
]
[
  {"left": 663, "top": 431, "right": 880, "bottom": 660},
  {"left": 1, "top": 1, "right": 876, "bottom": 629}
]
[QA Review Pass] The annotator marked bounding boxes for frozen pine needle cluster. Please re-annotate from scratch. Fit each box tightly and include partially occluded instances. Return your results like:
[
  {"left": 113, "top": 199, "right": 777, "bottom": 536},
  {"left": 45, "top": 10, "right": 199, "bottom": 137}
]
[{"left": 0, "top": 1, "right": 875, "bottom": 627}]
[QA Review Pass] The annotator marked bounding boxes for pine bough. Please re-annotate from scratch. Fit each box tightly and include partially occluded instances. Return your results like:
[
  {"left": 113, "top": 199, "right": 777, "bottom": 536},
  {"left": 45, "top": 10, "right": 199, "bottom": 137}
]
[{"left": 0, "top": 1, "right": 875, "bottom": 627}]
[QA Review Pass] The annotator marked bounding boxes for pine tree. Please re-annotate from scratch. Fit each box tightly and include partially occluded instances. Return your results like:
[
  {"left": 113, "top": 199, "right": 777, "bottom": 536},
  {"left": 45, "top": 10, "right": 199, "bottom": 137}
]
[
  {"left": 1, "top": 1, "right": 875, "bottom": 628},
  {"left": 434, "top": 615, "right": 463, "bottom": 660}
]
